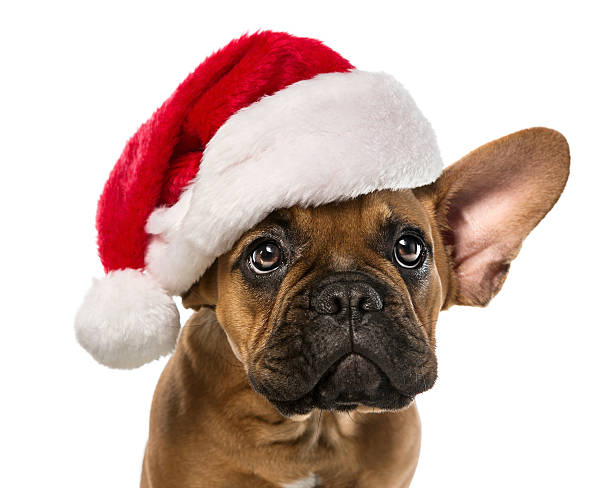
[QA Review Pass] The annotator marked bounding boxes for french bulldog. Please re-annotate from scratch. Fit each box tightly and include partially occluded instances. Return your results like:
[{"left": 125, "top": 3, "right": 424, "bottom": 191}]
[{"left": 140, "top": 127, "right": 569, "bottom": 487}]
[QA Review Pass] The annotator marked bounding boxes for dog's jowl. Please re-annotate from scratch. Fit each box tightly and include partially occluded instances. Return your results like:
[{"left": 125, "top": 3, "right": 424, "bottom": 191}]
[{"left": 75, "top": 32, "right": 570, "bottom": 487}]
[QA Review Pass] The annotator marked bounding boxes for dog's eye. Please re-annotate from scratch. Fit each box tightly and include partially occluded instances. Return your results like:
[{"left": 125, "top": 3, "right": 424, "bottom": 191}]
[
  {"left": 249, "top": 241, "right": 282, "bottom": 274},
  {"left": 394, "top": 235, "right": 424, "bottom": 269}
]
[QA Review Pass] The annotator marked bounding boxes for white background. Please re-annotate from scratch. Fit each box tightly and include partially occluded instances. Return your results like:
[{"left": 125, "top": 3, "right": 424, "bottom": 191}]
[{"left": 1, "top": 1, "right": 610, "bottom": 486}]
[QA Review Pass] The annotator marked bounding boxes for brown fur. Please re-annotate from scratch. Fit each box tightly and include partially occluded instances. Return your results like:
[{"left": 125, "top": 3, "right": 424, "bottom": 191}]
[{"left": 141, "top": 128, "right": 569, "bottom": 487}]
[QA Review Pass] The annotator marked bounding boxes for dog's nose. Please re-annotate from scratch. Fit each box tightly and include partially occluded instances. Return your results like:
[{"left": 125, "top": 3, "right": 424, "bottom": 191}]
[{"left": 313, "top": 280, "right": 383, "bottom": 315}]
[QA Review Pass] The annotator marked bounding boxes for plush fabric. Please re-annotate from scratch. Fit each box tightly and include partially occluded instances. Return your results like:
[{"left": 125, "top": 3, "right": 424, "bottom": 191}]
[
  {"left": 75, "top": 269, "right": 179, "bottom": 369},
  {"left": 76, "top": 30, "right": 443, "bottom": 369},
  {"left": 97, "top": 31, "right": 353, "bottom": 273},
  {"left": 145, "top": 70, "right": 442, "bottom": 294}
]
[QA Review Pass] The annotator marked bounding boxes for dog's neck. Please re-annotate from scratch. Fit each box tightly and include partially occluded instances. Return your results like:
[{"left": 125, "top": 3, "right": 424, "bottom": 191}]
[{"left": 148, "top": 308, "right": 421, "bottom": 485}]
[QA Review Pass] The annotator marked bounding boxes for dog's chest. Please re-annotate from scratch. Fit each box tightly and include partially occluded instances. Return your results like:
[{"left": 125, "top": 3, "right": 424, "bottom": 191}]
[{"left": 281, "top": 473, "right": 319, "bottom": 488}]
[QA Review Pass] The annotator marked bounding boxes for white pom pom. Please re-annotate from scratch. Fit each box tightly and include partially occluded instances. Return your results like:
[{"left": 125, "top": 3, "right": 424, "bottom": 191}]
[{"left": 75, "top": 269, "right": 180, "bottom": 369}]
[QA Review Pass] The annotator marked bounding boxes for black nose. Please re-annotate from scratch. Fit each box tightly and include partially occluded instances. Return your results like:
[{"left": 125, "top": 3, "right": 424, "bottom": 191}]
[{"left": 313, "top": 280, "right": 383, "bottom": 315}]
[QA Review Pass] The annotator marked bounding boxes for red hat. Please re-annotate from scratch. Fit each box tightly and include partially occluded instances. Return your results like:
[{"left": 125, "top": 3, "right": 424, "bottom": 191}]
[{"left": 75, "top": 31, "right": 442, "bottom": 369}]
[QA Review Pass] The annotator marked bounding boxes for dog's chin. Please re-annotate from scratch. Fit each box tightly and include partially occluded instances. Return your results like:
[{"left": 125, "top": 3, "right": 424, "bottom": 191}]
[{"left": 265, "top": 353, "right": 415, "bottom": 417}]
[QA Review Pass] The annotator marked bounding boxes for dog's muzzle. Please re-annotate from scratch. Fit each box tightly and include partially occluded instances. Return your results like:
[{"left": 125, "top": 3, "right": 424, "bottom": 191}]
[{"left": 248, "top": 272, "right": 437, "bottom": 416}]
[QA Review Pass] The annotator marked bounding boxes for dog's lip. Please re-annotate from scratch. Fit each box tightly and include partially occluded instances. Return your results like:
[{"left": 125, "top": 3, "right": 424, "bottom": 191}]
[
  {"left": 312, "top": 352, "right": 411, "bottom": 406},
  {"left": 257, "top": 352, "right": 410, "bottom": 405},
  {"left": 255, "top": 347, "right": 431, "bottom": 404},
  {"left": 251, "top": 346, "right": 351, "bottom": 402},
  {"left": 268, "top": 359, "right": 416, "bottom": 416}
]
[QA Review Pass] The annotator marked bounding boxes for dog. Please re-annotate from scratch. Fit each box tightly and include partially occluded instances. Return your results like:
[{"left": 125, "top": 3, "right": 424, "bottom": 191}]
[{"left": 140, "top": 127, "right": 569, "bottom": 487}]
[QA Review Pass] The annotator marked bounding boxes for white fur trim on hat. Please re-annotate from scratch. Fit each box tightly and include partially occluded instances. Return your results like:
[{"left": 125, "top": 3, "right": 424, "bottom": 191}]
[
  {"left": 75, "top": 269, "right": 180, "bottom": 369},
  {"left": 145, "top": 70, "right": 443, "bottom": 294}
]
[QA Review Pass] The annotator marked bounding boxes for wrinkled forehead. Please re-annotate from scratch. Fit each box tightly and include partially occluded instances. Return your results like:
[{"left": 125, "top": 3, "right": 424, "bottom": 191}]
[{"left": 233, "top": 190, "right": 433, "bottom": 253}]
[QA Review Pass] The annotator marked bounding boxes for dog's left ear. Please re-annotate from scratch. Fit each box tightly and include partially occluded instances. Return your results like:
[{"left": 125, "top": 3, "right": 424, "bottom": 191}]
[
  {"left": 181, "top": 261, "right": 219, "bottom": 310},
  {"left": 429, "top": 127, "right": 570, "bottom": 307}
]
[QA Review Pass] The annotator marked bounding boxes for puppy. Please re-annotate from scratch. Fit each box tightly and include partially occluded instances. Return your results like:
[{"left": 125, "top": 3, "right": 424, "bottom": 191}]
[{"left": 140, "top": 127, "right": 569, "bottom": 487}]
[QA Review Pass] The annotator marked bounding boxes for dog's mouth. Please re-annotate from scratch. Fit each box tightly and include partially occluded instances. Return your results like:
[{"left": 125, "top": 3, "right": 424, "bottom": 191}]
[
  {"left": 315, "top": 352, "right": 414, "bottom": 409},
  {"left": 258, "top": 353, "right": 416, "bottom": 416}
]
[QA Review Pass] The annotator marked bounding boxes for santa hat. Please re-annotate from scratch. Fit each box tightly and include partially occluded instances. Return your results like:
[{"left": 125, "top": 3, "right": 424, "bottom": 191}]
[{"left": 75, "top": 31, "right": 443, "bottom": 369}]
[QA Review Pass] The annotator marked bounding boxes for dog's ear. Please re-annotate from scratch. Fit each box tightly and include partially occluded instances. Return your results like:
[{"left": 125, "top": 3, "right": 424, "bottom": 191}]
[
  {"left": 181, "top": 261, "right": 219, "bottom": 310},
  {"left": 430, "top": 127, "right": 569, "bottom": 307}
]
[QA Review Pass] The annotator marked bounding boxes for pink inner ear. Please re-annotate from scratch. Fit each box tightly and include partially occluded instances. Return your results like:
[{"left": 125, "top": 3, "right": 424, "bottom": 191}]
[
  {"left": 440, "top": 127, "right": 569, "bottom": 305},
  {"left": 447, "top": 173, "right": 532, "bottom": 304}
]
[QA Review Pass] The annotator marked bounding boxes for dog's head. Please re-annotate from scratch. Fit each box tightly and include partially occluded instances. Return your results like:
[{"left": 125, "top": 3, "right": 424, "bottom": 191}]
[{"left": 183, "top": 128, "right": 569, "bottom": 416}]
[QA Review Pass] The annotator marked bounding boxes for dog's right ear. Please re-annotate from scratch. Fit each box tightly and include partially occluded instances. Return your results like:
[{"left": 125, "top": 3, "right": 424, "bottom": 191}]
[
  {"left": 181, "top": 261, "right": 219, "bottom": 310},
  {"left": 427, "top": 127, "right": 570, "bottom": 308}
]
